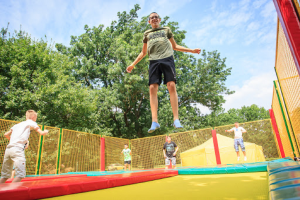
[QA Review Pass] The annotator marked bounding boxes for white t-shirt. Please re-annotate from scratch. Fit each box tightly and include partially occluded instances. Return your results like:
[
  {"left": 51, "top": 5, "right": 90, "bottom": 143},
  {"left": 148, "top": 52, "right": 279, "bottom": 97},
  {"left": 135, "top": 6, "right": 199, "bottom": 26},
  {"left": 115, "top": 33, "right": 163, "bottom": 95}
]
[
  {"left": 123, "top": 149, "right": 131, "bottom": 161},
  {"left": 230, "top": 127, "right": 246, "bottom": 138},
  {"left": 7, "top": 119, "right": 39, "bottom": 149}
]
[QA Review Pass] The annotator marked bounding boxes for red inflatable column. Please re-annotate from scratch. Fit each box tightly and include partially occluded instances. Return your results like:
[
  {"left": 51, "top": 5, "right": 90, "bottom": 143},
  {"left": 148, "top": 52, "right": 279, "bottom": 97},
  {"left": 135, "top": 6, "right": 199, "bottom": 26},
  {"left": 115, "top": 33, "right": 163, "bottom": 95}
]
[
  {"left": 269, "top": 109, "right": 286, "bottom": 158},
  {"left": 100, "top": 137, "right": 105, "bottom": 171},
  {"left": 212, "top": 129, "right": 221, "bottom": 165}
]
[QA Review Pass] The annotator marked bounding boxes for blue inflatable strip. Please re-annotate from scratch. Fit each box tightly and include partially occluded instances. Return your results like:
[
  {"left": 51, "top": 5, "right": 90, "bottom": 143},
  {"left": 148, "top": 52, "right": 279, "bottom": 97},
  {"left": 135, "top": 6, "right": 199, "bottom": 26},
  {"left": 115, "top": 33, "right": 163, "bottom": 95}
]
[
  {"left": 65, "top": 169, "right": 153, "bottom": 176},
  {"left": 26, "top": 170, "right": 150, "bottom": 177},
  {"left": 178, "top": 164, "right": 267, "bottom": 175},
  {"left": 269, "top": 165, "right": 300, "bottom": 176},
  {"left": 270, "top": 179, "right": 300, "bottom": 191},
  {"left": 270, "top": 186, "right": 300, "bottom": 200},
  {"left": 178, "top": 158, "right": 294, "bottom": 175},
  {"left": 269, "top": 170, "right": 300, "bottom": 185}
]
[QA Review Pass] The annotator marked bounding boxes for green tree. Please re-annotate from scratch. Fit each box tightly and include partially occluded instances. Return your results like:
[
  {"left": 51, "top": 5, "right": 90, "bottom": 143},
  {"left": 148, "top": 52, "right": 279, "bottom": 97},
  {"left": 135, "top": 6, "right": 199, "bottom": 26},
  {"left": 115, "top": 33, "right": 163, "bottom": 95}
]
[
  {"left": 0, "top": 27, "right": 111, "bottom": 135},
  {"left": 201, "top": 104, "right": 270, "bottom": 127},
  {"left": 56, "top": 4, "right": 233, "bottom": 138}
]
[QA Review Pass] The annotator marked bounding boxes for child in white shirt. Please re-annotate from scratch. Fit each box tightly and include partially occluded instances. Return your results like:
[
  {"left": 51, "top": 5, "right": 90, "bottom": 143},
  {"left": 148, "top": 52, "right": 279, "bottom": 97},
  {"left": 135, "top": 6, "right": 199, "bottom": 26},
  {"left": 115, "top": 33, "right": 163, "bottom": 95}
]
[
  {"left": 225, "top": 122, "right": 247, "bottom": 161},
  {"left": 0, "top": 110, "right": 48, "bottom": 183}
]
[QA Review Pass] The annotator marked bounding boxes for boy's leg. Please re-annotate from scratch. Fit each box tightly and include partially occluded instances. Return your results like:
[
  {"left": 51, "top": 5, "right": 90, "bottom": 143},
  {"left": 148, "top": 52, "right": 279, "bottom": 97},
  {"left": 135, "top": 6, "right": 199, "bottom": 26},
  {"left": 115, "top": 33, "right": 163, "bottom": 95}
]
[
  {"left": 234, "top": 139, "right": 240, "bottom": 160},
  {"left": 167, "top": 81, "right": 179, "bottom": 121},
  {"left": 148, "top": 84, "right": 160, "bottom": 133},
  {"left": 128, "top": 160, "right": 131, "bottom": 170},
  {"left": 240, "top": 139, "right": 247, "bottom": 160},
  {"left": 165, "top": 157, "right": 170, "bottom": 169},
  {"left": 11, "top": 169, "right": 15, "bottom": 179},
  {"left": 149, "top": 84, "right": 159, "bottom": 123},
  {"left": 124, "top": 163, "right": 127, "bottom": 171},
  {"left": 171, "top": 157, "right": 176, "bottom": 169},
  {"left": 0, "top": 178, "right": 8, "bottom": 184},
  {"left": 12, "top": 177, "right": 22, "bottom": 182},
  {"left": 12, "top": 149, "right": 26, "bottom": 182},
  {"left": 1, "top": 148, "right": 14, "bottom": 183},
  {"left": 167, "top": 81, "right": 183, "bottom": 128}
]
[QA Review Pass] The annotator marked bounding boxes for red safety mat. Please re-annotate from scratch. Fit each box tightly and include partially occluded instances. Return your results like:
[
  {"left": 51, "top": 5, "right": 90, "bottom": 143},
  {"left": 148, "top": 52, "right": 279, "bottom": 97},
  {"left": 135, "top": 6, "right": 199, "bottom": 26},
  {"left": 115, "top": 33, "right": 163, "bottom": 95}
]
[
  {"left": 0, "top": 170, "right": 178, "bottom": 200},
  {"left": 5, "top": 174, "right": 87, "bottom": 183}
]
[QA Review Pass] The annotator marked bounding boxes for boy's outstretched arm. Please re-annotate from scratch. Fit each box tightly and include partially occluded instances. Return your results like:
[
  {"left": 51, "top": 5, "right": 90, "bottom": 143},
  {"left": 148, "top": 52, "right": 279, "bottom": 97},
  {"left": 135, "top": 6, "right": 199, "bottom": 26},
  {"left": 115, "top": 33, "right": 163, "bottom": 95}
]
[
  {"left": 126, "top": 43, "right": 147, "bottom": 73},
  {"left": 4, "top": 129, "right": 12, "bottom": 140},
  {"left": 163, "top": 149, "right": 167, "bottom": 158},
  {"left": 169, "top": 37, "right": 201, "bottom": 54},
  {"left": 35, "top": 127, "right": 48, "bottom": 135}
]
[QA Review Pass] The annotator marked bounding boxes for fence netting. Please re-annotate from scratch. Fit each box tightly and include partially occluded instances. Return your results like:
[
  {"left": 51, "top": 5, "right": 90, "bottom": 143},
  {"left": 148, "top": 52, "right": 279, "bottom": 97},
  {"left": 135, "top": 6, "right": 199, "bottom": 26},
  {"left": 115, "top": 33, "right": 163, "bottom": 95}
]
[
  {"left": 0, "top": 118, "right": 281, "bottom": 174},
  {"left": 103, "top": 136, "right": 129, "bottom": 170},
  {"left": 215, "top": 119, "right": 279, "bottom": 159},
  {"left": 60, "top": 129, "right": 101, "bottom": 173},
  {"left": 271, "top": 19, "right": 300, "bottom": 157}
]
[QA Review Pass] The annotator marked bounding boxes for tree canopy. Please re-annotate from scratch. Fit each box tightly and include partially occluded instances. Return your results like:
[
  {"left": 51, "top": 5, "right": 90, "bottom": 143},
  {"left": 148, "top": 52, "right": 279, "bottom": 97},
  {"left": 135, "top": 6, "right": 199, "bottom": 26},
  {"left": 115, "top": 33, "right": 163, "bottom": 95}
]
[{"left": 0, "top": 4, "right": 269, "bottom": 138}]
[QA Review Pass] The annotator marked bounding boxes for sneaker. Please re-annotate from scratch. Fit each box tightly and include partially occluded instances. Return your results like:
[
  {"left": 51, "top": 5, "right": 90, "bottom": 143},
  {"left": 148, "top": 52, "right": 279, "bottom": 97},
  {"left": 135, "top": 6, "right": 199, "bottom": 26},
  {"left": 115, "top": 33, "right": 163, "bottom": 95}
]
[
  {"left": 173, "top": 119, "right": 183, "bottom": 129},
  {"left": 148, "top": 122, "right": 160, "bottom": 133},
  {"left": 237, "top": 157, "right": 240, "bottom": 161},
  {"left": 244, "top": 157, "right": 247, "bottom": 161}
]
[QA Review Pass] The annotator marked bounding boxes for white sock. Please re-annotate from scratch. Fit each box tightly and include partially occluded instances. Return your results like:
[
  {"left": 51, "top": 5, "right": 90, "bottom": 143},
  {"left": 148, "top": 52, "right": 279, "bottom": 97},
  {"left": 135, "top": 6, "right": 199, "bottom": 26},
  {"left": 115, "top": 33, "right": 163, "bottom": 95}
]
[
  {"left": 237, "top": 157, "right": 240, "bottom": 161},
  {"left": 244, "top": 156, "right": 247, "bottom": 161}
]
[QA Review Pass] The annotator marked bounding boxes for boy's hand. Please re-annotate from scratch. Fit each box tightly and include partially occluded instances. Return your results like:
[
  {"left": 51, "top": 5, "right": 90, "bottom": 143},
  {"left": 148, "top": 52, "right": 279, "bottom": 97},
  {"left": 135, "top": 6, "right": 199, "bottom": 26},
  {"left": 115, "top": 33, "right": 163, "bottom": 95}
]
[
  {"left": 25, "top": 141, "right": 30, "bottom": 149},
  {"left": 43, "top": 130, "right": 49, "bottom": 135},
  {"left": 164, "top": 155, "right": 167, "bottom": 158},
  {"left": 225, "top": 130, "right": 228, "bottom": 132},
  {"left": 173, "top": 152, "right": 176, "bottom": 156},
  {"left": 191, "top": 48, "right": 201, "bottom": 54},
  {"left": 126, "top": 65, "right": 134, "bottom": 73}
]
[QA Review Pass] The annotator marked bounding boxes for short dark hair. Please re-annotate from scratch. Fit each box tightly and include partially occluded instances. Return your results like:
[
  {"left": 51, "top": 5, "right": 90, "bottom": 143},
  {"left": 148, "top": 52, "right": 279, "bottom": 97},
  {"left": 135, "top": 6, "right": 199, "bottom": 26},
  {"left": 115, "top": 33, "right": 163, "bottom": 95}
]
[
  {"left": 124, "top": 144, "right": 128, "bottom": 146},
  {"left": 149, "top": 12, "right": 160, "bottom": 20}
]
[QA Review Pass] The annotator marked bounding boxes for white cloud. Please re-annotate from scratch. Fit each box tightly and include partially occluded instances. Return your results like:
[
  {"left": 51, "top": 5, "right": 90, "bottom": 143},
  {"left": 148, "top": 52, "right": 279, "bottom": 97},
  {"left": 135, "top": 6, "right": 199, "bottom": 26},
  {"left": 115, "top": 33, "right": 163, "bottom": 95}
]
[
  {"left": 223, "top": 72, "right": 276, "bottom": 111},
  {"left": 138, "top": 0, "right": 192, "bottom": 20},
  {"left": 0, "top": 0, "right": 145, "bottom": 45}
]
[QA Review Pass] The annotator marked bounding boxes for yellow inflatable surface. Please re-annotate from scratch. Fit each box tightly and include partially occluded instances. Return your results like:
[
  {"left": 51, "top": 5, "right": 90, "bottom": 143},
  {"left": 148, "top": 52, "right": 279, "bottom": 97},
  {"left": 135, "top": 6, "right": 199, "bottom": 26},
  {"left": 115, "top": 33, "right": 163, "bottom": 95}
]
[{"left": 180, "top": 134, "right": 265, "bottom": 166}]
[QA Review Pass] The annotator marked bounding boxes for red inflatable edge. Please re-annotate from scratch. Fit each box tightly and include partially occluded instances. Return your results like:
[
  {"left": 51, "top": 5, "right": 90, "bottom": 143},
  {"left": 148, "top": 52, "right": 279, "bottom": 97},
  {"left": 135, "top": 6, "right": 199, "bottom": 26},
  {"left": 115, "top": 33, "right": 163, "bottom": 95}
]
[
  {"left": 0, "top": 170, "right": 178, "bottom": 200},
  {"left": 5, "top": 174, "right": 87, "bottom": 183}
]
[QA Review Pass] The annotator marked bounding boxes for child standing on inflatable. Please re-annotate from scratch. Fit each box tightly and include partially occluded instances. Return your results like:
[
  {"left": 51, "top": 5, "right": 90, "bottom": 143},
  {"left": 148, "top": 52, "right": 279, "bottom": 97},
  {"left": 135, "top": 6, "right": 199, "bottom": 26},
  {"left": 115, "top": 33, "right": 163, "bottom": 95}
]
[
  {"left": 0, "top": 110, "right": 48, "bottom": 183},
  {"left": 126, "top": 12, "right": 201, "bottom": 133},
  {"left": 225, "top": 122, "right": 247, "bottom": 161},
  {"left": 163, "top": 136, "right": 178, "bottom": 169},
  {"left": 121, "top": 144, "right": 131, "bottom": 171}
]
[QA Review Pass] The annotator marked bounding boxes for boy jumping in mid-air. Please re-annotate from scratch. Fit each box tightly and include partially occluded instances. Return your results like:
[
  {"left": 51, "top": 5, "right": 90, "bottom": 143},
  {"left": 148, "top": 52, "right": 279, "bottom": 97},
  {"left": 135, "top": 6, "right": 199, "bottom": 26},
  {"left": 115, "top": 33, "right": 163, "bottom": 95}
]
[
  {"left": 121, "top": 144, "right": 131, "bottom": 171},
  {"left": 163, "top": 136, "right": 178, "bottom": 169},
  {"left": 126, "top": 12, "right": 201, "bottom": 133},
  {"left": 225, "top": 122, "right": 247, "bottom": 161},
  {"left": 0, "top": 110, "right": 48, "bottom": 183}
]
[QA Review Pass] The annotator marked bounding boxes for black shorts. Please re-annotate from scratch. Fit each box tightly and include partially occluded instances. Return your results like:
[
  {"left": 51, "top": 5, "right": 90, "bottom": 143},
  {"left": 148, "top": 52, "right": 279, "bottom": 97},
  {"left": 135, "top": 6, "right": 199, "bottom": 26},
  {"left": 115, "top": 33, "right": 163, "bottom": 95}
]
[
  {"left": 148, "top": 56, "right": 176, "bottom": 86},
  {"left": 124, "top": 160, "right": 131, "bottom": 164}
]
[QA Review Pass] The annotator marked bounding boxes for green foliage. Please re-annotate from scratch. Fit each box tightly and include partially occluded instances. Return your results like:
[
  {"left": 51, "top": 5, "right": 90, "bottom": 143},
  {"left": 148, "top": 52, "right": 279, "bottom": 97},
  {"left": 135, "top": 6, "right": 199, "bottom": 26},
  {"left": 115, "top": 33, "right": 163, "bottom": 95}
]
[
  {"left": 0, "top": 27, "right": 111, "bottom": 135},
  {"left": 201, "top": 104, "right": 270, "bottom": 128},
  {"left": 1, "top": 4, "right": 253, "bottom": 138},
  {"left": 56, "top": 4, "right": 233, "bottom": 138}
]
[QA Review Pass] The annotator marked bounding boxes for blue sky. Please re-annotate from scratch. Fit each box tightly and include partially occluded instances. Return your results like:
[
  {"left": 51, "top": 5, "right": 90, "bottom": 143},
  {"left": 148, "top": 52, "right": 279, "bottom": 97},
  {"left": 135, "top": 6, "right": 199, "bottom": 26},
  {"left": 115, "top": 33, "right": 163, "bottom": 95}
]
[{"left": 0, "top": 0, "right": 277, "bottom": 114}]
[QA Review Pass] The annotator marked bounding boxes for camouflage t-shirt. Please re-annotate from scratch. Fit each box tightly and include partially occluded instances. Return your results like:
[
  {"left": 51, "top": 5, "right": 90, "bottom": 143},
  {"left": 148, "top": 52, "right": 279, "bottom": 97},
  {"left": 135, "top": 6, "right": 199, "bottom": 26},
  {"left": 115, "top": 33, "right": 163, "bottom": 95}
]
[
  {"left": 143, "top": 27, "right": 174, "bottom": 61},
  {"left": 123, "top": 148, "right": 131, "bottom": 161}
]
